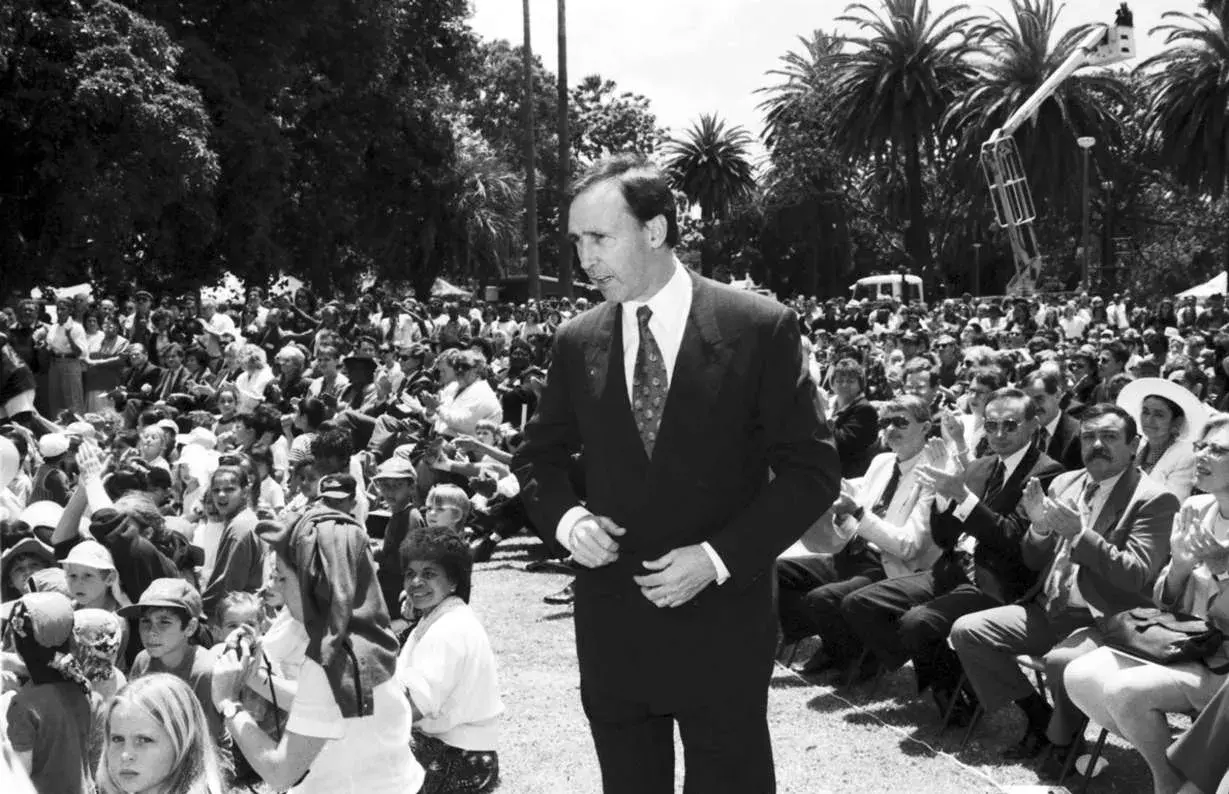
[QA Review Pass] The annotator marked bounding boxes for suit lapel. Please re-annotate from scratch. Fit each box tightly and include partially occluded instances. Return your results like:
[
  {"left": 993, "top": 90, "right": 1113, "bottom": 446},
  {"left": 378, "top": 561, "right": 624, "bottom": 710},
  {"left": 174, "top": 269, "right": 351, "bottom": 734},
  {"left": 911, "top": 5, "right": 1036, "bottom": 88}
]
[
  {"left": 652, "top": 275, "right": 730, "bottom": 465},
  {"left": 584, "top": 304, "right": 649, "bottom": 467},
  {"left": 1092, "top": 467, "right": 1139, "bottom": 540}
]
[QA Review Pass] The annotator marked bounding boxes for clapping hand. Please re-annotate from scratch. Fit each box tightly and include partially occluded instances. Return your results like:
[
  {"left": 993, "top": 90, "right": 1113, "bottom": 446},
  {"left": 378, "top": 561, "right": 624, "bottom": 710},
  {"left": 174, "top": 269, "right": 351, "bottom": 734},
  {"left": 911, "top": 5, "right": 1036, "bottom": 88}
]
[
  {"left": 1181, "top": 512, "right": 1229, "bottom": 576},
  {"left": 1170, "top": 507, "right": 1203, "bottom": 574},
  {"left": 917, "top": 464, "right": 967, "bottom": 502},
  {"left": 1020, "top": 478, "right": 1049, "bottom": 524},
  {"left": 1047, "top": 498, "right": 1084, "bottom": 540},
  {"left": 939, "top": 409, "right": 966, "bottom": 448},
  {"left": 75, "top": 440, "right": 104, "bottom": 485}
]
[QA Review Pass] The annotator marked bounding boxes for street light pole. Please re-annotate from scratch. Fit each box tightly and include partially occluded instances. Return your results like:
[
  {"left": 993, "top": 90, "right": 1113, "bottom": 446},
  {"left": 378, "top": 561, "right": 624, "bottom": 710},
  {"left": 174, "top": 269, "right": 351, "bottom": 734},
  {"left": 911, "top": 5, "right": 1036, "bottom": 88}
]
[
  {"left": 972, "top": 242, "right": 982, "bottom": 295},
  {"left": 1077, "top": 136, "right": 1096, "bottom": 291}
]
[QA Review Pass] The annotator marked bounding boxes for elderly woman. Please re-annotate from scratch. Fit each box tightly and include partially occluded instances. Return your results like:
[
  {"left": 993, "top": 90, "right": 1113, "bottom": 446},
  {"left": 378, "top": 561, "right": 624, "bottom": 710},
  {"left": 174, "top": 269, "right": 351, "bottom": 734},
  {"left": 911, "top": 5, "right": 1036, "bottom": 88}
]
[
  {"left": 1064, "top": 412, "right": 1229, "bottom": 794},
  {"left": 1118, "top": 377, "right": 1207, "bottom": 501},
  {"left": 234, "top": 343, "right": 274, "bottom": 415},
  {"left": 209, "top": 511, "right": 424, "bottom": 793}
]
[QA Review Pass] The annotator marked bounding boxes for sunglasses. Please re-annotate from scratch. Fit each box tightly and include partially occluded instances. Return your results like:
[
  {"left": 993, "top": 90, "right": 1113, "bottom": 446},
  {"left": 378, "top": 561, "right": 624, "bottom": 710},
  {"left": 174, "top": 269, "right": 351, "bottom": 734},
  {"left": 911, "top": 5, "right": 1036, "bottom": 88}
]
[
  {"left": 878, "top": 416, "right": 912, "bottom": 430},
  {"left": 983, "top": 419, "right": 1023, "bottom": 435}
]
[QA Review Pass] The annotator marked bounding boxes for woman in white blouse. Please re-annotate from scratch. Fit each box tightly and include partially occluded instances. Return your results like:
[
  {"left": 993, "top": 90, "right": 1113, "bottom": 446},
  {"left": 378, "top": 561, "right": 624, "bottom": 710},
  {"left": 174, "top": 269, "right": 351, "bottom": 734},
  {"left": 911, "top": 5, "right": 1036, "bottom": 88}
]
[
  {"left": 396, "top": 526, "right": 502, "bottom": 793},
  {"left": 1065, "top": 413, "right": 1229, "bottom": 794},
  {"left": 1118, "top": 378, "right": 1207, "bottom": 501},
  {"left": 234, "top": 343, "right": 275, "bottom": 415}
]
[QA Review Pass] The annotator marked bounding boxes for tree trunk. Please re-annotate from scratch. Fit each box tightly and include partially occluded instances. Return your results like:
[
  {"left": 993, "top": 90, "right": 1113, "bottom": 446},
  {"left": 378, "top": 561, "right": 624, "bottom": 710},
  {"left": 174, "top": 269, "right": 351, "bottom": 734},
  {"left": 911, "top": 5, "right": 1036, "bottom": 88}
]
[
  {"left": 556, "top": 0, "right": 573, "bottom": 298},
  {"left": 700, "top": 205, "right": 715, "bottom": 278},
  {"left": 903, "top": 135, "right": 934, "bottom": 279},
  {"left": 522, "top": 0, "right": 540, "bottom": 300}
]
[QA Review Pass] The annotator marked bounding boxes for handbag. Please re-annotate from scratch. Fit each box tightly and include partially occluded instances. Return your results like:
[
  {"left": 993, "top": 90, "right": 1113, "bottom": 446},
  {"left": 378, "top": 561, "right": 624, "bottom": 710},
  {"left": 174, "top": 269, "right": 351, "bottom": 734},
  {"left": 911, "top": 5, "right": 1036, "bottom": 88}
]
[{"left": 1099, "top": 607, "right": 1229, "bottom": 673}]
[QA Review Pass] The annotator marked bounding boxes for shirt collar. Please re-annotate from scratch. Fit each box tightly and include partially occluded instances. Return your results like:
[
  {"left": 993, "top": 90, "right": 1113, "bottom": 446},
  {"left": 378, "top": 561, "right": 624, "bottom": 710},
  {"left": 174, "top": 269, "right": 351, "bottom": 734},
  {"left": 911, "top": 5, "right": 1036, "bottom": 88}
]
[
  {"left": 622, "top": 258, "right": 690, "bottom": 321},
  {"left": 1088, "top": 467, "right": 1127, "bottom": 496},
  {"left": 999, "top": 444, "right": 1031, "bottom": 480},
  {"left": 1045, "top": 414, "right": 1061, "bottom": 436}
]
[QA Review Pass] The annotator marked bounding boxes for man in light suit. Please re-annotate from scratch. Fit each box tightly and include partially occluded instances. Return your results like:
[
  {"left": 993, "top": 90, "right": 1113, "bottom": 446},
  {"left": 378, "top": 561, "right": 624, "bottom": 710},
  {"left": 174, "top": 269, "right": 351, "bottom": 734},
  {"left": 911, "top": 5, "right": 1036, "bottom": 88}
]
[
  {"left": 513, "top": 154, "right": 839, "bottom": 794},
  {"left": 950, "top": 403, "right": 1176, "bottom": 770}
]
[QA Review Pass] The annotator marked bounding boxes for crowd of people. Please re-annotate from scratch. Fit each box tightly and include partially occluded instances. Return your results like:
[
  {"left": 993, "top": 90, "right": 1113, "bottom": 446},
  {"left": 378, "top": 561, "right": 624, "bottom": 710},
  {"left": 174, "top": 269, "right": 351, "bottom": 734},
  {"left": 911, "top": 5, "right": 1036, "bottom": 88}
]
[{"left": 2, "top": 269, "right": 1229, "bottom": 793}]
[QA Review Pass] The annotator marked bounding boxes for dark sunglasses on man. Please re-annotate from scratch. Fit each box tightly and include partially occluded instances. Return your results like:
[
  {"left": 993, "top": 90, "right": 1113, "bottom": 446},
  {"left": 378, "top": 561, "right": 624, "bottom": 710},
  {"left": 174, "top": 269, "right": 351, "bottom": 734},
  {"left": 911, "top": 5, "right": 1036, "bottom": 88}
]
[{"left": 878, "top": 416, "right": 911, "bottom": 430}]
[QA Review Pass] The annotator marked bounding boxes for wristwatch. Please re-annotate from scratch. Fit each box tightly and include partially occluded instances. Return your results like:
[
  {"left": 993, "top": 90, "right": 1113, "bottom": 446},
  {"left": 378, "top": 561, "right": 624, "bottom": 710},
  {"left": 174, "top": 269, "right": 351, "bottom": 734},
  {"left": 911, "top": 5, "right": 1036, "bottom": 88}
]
[
  {"left": 219, "top": 700, "right": 245, "bottom": 721},
  {"left": 846, "top": 506, "right": 866, "bottom": 523}
]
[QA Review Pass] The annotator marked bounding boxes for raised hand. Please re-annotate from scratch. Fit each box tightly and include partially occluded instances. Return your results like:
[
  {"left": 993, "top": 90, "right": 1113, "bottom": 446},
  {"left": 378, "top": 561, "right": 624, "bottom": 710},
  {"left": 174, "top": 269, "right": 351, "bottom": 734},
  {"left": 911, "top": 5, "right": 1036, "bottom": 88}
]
[
  {"left": 916, "top": 464, "right": 967, "bottom": 502},
  {"left": 75, "top": 440, "right": 104, "bottom": 485},
  {"left": 1020, "top": 478, "right": 1048, "bottom": 524}
]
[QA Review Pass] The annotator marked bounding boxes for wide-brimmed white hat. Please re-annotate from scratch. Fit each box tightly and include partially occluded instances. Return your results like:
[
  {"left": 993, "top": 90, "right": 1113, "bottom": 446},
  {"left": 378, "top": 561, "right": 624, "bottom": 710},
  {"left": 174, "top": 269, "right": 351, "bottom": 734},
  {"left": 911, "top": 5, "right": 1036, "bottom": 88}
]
[{"left": 1117, "top": 377, "right": 1209, "bottom": 442}]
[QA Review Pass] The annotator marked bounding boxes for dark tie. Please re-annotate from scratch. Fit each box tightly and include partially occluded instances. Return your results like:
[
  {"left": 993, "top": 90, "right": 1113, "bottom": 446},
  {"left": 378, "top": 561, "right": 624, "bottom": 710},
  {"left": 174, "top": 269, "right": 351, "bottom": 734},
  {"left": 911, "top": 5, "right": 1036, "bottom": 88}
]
[
  {"left": 871, "top": 461, "right": 902, "bottom": 518},
  {"left": 632, "top": 306, "right": 668, "bottom": 458},
  {"left": 1036, "top": 426, "right": 1050, "bottom": 453},
  {"left": 1045, "top": 480, "right": 1100, "bottom": 619},
  {"left": 983, "top": 458, "right": 1005, "bottom": 503}
]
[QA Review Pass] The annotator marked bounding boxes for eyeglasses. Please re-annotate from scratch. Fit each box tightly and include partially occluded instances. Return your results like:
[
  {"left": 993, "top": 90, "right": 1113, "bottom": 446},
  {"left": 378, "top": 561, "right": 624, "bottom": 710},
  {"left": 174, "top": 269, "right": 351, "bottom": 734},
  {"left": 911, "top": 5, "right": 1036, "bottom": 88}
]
[
  {"left": 878, "top": 416, "right": 912, "bottom": 430},
  {"left": 1193, "top": 441, "right": 1229, "bottom": 457},
  {"left": 983, "top": 419, "right": 1023, "bottom": 435}
]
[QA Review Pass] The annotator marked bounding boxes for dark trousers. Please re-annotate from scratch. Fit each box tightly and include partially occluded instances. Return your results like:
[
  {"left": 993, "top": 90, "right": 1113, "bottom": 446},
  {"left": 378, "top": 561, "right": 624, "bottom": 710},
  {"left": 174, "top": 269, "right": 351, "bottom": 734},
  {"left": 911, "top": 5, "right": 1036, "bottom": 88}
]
[
  {"left": 776, "top": 540, "right": 884, "bottom": 662},
  {"left": 843, "top": 569, "right": 1001, "bottom": 694},
  {"left": 582, "top": 683, "right": 773, "bottom": 794}
]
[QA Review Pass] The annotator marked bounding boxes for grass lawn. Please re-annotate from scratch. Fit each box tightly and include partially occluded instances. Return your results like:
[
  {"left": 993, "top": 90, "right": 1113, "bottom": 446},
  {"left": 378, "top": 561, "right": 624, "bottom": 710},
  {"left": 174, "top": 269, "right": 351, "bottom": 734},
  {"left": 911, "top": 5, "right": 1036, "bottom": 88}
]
[{"left": 476, "top": 537, "right": 1156, "bottom": 794}]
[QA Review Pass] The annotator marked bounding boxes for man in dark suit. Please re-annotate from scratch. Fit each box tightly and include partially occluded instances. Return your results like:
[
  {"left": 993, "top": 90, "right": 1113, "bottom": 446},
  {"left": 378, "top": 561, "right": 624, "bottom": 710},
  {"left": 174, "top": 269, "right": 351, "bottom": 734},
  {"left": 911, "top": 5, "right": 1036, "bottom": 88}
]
[
  {"left": 112, "top": 344, "right": 162, "bottom": 423},
  {"left": 950, "top": 403, "right": 1176, "bottom": 769},
  {"left": 1022, "top": 368, "right": 1083, "bottom": 470},
  {"left": 513, "top": 154, "right": 839, "bottom": 794},
  {"left": 842, "top": 388, "right": 1064, "bottom": 722}
]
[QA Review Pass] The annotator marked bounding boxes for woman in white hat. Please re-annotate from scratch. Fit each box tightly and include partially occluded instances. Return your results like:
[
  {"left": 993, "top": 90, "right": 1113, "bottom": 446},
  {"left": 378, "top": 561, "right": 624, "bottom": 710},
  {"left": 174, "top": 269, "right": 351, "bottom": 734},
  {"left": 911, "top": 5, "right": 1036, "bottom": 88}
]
[{"left": 1117, "top": 377, "right": 1209, "bottom": 500}]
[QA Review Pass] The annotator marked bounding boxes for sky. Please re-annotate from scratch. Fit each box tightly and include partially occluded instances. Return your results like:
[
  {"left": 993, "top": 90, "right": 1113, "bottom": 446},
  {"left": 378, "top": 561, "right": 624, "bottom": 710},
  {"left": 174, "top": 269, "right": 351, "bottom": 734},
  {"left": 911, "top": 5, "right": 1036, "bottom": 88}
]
[{"left": 470, "top": 0, "right": 1202, "bottom": 156}]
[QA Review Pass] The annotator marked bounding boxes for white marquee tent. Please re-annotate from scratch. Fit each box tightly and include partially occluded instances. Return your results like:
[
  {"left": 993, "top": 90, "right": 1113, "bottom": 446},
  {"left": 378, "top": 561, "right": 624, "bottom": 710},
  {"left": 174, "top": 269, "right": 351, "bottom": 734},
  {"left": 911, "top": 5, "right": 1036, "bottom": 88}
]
[{"left": 1178, "top": 272, "right": 1227, "bottom": 299}]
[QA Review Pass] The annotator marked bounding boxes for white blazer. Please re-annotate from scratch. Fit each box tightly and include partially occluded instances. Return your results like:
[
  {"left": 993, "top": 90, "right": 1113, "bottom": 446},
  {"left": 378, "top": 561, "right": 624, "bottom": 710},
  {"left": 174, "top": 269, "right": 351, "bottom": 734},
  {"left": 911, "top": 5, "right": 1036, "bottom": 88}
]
[
  {"left": 1143, "top": 439, "right": 1197, "bottom": 502},
  {"left": 849, "top": 451, "right": 940, "bottom": 578}
]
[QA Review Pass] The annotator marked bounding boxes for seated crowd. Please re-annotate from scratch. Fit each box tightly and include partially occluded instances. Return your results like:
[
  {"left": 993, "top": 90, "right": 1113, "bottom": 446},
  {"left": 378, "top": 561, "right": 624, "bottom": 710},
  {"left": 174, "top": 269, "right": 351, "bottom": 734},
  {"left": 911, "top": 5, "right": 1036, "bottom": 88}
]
[{"left": 2, "top": 284, "right": 1229, "bottom": 793}]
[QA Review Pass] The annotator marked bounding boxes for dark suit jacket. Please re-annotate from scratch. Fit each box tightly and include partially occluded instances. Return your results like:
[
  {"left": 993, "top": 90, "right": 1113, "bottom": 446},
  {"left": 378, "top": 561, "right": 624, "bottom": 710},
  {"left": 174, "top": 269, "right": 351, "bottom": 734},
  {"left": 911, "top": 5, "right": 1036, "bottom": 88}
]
[
  {"left": 513, "top": 272, "right": 839, "bottom": 707},
  {"left": 116, "top": 363, "right": 163, "bottom": 406},
  {"left": 831, "top": 396, "right": 878, "bottom": 478},
  {"left": 1045, "top": 412, "right": 1083, "bottom": 471},
  {"left": 930, "top": 445, "right": 1064, "bottom": 604},
  {"left": 1020, "top": 466, "right": 1177, "bottom": 614},
  {"left": 154, "top": 365, "right": 191, "bottom": 402}
]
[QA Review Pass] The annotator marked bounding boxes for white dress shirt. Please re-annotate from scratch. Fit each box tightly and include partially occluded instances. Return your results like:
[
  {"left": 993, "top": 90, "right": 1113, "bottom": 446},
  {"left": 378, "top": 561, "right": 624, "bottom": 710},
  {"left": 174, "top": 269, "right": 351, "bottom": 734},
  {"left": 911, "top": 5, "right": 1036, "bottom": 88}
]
[
  {"left": 1041, "top": 468, "right": 1129, "bottom": 614},
  {"left": 47, "top": 320, "right": 88, "bottom": 359},
  {"left": 842, "top": 449, "right": 938, "bottom": 578},
  {"left": 556, "top": 260, "right": 732, "bottom": 582}
]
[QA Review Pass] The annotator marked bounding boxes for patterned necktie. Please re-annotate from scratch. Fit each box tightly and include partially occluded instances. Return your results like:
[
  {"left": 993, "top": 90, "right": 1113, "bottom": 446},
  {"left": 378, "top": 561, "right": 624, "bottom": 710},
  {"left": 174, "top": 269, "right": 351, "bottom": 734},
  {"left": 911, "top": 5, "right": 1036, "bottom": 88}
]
[
  {"left": 632, "top": 306, "right": 668, "bottom": 458},
  {"left": 1036, "top": 426, "right": 1050, "bottom": 453},
  {"left": 1045, "top": 480, "right": 1100, "bottom": 619},
  {"left": 871, "top": 462, "right": 902, "bottom": 518},
  {"left": 983, "top": 458, "right": 1005, "bottom": 504}
]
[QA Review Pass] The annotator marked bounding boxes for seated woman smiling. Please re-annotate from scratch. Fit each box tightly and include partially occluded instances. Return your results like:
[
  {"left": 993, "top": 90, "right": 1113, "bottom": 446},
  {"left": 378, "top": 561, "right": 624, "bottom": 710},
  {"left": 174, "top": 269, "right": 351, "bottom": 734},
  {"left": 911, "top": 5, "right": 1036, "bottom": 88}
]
[{"left": 1064, "top": 412, "right": 1229, "bottom": 794}]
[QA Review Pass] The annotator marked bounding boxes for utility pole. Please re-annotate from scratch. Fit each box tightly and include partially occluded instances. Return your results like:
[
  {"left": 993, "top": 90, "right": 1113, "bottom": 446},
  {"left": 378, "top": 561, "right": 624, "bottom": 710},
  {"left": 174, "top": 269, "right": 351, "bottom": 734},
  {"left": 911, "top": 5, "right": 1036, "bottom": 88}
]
[
  {"left": 1077, "top": 136, "right": 1096, "bottom": 291},
  {"left": 522, "top": 0, "right": 540, "bottom": 300},
  {"left": 556, "top": 0, "right": 573, "bottom": 298}
]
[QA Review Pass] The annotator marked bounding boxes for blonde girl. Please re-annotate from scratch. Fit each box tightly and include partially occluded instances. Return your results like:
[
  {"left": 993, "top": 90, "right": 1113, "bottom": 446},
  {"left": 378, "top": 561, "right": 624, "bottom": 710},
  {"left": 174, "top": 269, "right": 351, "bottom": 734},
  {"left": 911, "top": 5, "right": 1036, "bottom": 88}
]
[{"left": 97, "top": 673, "right": 228, "bottom": 794}]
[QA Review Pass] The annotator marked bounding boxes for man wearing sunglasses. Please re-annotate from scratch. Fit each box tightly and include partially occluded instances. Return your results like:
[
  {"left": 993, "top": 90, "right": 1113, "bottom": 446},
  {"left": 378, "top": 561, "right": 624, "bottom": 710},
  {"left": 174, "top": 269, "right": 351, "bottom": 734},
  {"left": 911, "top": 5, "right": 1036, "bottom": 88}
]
[
  {"left": 778, "top": 395, "right": 941, "bottom": 683},
  {"left": 842, "top": 388, "right": 1064, "bottom": 726},
  {"left": 950, "top": 403, "right": 1177, "bottom": 772}
]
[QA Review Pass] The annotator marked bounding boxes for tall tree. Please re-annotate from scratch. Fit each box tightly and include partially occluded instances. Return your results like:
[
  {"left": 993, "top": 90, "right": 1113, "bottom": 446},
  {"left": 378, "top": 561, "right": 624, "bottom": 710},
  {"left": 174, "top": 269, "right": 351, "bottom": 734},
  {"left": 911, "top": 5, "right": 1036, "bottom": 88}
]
[
  {"left": 664, "top": 114, "right": 756, "bottom": 277},
  {"left": 820, "top": 0, "right": 979, "bottom": 282},
  {"left": 556, "top": 0, "right": 572, "bottom": 297},
  {"left": 1137, "top": 1, "right": 1229, "bottom": 280},
  {"left": 521, "top": 0, "right": 540, "bottom": 299}
]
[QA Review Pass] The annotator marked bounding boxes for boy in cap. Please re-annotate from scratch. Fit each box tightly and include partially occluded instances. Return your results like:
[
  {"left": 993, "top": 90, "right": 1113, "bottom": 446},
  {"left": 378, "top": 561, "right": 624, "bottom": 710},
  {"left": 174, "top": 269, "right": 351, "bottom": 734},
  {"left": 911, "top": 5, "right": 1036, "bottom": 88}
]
[
  {"left": 31, "top": 432, "right": 72, "bottom": 506},
  {"left": 318, "top": 472, "right": 358, "bottom": 516},
  {"left": 122, "top": 577, "right": 223, "bottom": 741},
  {"left": 372, "top": 457, "right": 425, "bottom": 613}
]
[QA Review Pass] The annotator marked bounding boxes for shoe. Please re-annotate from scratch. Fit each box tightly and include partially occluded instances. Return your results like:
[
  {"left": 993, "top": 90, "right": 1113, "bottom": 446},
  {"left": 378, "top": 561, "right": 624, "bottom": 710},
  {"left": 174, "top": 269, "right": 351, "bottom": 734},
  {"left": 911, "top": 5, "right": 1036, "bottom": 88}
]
[
  {"left": 469, "top": 535, "right": 498, "bottom": 563},
  {"left": 1039, "top": 737, "right": 1085, "bottom": 780},
  {"left": 798, "top": 651, "right": 847, "bottom": 677},
  {"left": 933, "top": 687, "right": 977, "bottom": 727},
  {"left": 543, "top": 582, "right": 575, "bottom": 605},
  {"left": 846, "top": 654, "right": 883, "bottom": 686},
  {"left": 525, "top": 558, "right": 580, "bottom": 575},
  {"left": 1001, "top": 728, "right": 1050, "bottom": 761}
]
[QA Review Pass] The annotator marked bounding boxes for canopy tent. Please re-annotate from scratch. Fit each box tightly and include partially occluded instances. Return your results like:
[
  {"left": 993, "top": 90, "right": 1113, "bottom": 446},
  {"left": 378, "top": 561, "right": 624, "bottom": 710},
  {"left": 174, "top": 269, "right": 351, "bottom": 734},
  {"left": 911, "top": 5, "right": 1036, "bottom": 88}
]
[
  {"left": 431, "top": 277, "right": 471, "bottom": 298},
  {"left": 1178, "top": 272, "right": 1227, "bottom": 299}
]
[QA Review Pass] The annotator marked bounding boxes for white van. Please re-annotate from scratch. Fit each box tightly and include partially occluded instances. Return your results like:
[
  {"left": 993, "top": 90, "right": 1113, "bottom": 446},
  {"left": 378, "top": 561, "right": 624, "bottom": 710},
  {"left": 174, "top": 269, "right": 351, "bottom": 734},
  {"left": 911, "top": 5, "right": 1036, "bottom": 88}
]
[{"left": 849, "top": 274, "right": 924, "bottom": 304}]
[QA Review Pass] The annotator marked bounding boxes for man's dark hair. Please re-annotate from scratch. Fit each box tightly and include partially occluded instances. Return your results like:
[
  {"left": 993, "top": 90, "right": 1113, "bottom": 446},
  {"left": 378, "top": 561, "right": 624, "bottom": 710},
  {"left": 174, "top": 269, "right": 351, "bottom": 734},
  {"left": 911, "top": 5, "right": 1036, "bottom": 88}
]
[
  {"left": 985, "top": 387, "right": 1038, "bottom": 422},
  {"left": 904, "top": 356, "right": 940, "bottom": 387},
  {"left": 1080, "top": 402, "right": 1138, "bottom": 441},
  {"left": 310, "top": 427, "right": 354, "bottom": 467},
  {"left": 1024, "top": 369, "right": 1062, "bottom": 396},
  {"left": 569, "top": 154, "right": 679, "bottom": 247},
  {"left": 971, "top": 366, "right": 1007, "bottom": 394},
  {"left": 239, "top": 404, "right": 282, "bottom": 438},
  {"left": 1103, "top": 341, "right": 1130, "bottom": 367}
]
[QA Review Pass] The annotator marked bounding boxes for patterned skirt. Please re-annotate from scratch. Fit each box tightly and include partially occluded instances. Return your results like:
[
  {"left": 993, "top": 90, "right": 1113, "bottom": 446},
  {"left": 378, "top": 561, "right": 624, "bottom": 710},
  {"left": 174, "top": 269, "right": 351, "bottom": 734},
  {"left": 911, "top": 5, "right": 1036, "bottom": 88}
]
[{"left": 413, "top": 730, "right": 500, "bottom": 794}]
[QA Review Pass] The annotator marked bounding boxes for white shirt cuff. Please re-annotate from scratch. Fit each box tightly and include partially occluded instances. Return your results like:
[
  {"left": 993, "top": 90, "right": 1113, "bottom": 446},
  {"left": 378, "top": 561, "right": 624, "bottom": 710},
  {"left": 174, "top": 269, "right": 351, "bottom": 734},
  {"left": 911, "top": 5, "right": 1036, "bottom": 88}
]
[
  {"left": 555, "top": 506, "right": 592, "bottom": 552},
  {"left": 701, "top": 541, "right": 730, "bottom": 585},
  {"left": 953, "top": 491, "right": 979, "bottom": 522}
]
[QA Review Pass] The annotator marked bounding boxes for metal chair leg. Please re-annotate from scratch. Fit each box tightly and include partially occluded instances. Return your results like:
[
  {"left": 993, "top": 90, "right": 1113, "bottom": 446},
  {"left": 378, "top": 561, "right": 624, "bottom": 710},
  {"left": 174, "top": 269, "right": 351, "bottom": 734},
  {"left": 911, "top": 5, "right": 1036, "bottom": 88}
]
[
  {"left": 940, "top": 672, "right": 969, "bottom": 733},
  {"left": 1077, "top": 729, "right": 1109, "bottom": 794},
  {"left": 958, "top": 705, "right": 984, "bottom": 751},
  {"left": 1057, "top": 717, "right": 1091, "bottom": 784}
]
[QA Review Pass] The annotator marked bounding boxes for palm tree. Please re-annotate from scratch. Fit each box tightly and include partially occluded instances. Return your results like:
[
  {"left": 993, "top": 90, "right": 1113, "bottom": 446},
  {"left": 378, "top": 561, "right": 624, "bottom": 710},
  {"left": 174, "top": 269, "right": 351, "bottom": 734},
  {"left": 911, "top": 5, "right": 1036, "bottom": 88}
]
[
  {"left": 942, "top": 0, "right": 1128, "bottom": 213},
  {"left": 449, "top": 129, "right": 525, "bottom": 285},
  {"left": 821, "top": 0, "right": 980, "bottom": 278},
  {"left": 757, "top": 30, "right": 843, "bottom": 151},
  {"left": 664, "top": 113, "right": 756, "bottom": 277},
  {"left": 1138, "top": 2, "right": 1229, "bottom": 279}
]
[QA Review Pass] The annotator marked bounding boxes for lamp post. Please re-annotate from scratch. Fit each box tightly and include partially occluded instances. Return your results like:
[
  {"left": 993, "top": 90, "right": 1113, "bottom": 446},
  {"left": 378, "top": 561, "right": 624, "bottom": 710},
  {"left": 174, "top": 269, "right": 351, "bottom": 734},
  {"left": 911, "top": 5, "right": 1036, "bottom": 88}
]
[
  {"left": 1077, "top": 136, "right": 1096, "bottom": 291},
  {"left": 972, "top": 242, "right": 982, "bottom": 296}
]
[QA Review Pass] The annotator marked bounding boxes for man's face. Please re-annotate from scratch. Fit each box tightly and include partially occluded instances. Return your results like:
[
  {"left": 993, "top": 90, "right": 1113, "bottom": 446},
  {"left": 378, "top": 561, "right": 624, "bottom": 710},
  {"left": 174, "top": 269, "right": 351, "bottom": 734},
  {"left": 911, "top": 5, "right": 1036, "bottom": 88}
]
[
  {"left": 1079, "top": 413, "right": 1137, "bottom": 481},
  {"left": 935, "top": 340, "right": 958, "bottom": 364},
  {"left": 570, "top": 180, "right": 662, "bottom": 304},
  {"left": 983, "top": 398, "right": 1035, "bottom": 458},
  {"left": 1024, "top": 378, "right": 1061, "bottom": 426},
  {"left": 56, "top": 300, "right": 72, "bottom": 323},
  {"left": 163, "top": 347, "right": 183, "bottom": 370},
  {"left": 903, "top": 372, "right": 936, "bottom": 405},
  {"left": 880, "top": 411, "right": 928, "bottom": 459},
  {"left": 1098, "top": 350, "right": 1122, "bottom": 379},
  {"left": 128, "top": 345, "right": 148, "bottom": 368},
  {"left": 18, "top": 303, "right": 36, "bottom": 324}
]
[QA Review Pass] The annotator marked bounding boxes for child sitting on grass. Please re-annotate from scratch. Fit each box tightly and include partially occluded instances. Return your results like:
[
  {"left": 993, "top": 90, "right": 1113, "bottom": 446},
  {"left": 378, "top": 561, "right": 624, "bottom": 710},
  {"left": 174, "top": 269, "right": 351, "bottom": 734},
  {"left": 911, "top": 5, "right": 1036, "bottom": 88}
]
[
  {"left": 395, "top": 526, "right": 502, "bottom": 794},
  {"left": 120, "top": 578, "right": 222, "bottom": 745}
]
